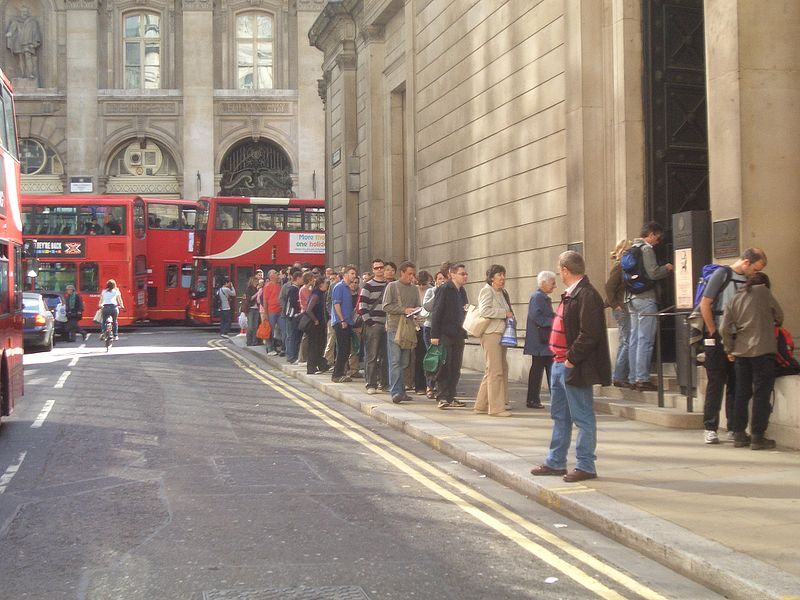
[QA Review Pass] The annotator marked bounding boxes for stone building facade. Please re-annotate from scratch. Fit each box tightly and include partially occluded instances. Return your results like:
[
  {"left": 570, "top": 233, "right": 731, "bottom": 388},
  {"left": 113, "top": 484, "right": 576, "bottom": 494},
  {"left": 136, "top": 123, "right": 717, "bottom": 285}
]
[
  {"left": 310, "top": 0, "right": 800, "bottom": 445},
  {"left": 7, "top": 0, "right": 326, "bottom": 200}
]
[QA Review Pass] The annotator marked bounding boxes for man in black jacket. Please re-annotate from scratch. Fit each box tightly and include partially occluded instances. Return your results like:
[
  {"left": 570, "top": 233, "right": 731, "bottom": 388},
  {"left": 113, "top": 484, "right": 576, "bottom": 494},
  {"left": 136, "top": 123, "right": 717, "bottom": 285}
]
[
  {"left": 64, "top": 285, "right": 87, "bottom": 342},
  {"left": 531, "top": 251, "right": 611, "bottom": 483},
  {"left": 430, "top": 264, "right": 468, "bottom": 408}
]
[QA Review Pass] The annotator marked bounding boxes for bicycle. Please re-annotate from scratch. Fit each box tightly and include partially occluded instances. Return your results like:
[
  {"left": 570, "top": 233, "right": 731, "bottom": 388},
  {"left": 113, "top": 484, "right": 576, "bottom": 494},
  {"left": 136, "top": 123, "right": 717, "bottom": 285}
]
[{"left": 99, "top": 314, "right": 114, "bottom": 351}]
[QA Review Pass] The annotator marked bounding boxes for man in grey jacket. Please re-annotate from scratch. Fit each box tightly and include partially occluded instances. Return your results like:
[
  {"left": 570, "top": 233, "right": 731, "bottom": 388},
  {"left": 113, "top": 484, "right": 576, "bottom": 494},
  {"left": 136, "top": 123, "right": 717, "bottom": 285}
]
[{"left": 626, "top": 222, "right": 673, "bottom": 391}]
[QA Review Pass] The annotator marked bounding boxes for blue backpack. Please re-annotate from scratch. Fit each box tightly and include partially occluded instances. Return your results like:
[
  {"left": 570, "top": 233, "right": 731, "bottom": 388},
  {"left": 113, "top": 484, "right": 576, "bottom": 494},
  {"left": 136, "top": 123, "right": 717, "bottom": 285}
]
[
  {"left": 693, "top": 264, "right": 732, "bottom": 309},
  {"left": 620, "top": 244, "right": 654, "bottom": 294}
]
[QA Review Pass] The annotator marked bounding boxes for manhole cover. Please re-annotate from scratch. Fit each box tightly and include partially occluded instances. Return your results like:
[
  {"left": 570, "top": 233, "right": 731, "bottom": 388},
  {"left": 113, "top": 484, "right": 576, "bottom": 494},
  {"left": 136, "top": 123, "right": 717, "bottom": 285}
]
[{"left": 202, "top": 587, "right": 371, "bottom": 600}]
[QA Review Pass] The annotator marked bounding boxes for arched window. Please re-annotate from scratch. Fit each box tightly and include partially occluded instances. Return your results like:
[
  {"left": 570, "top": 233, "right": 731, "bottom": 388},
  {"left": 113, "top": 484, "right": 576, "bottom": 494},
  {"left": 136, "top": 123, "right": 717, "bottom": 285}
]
[
  {"left": 124, "top": 12, "right": 161, "bottom": 89},
  {"left": 220, "top": 138, "right": 293, "bottom": 197},
  {"left": 236, "top": 12, "right": 273, "bottom": 90},
  {"left": 20, "top": 139, "right": 63, "bottom": 176},
  {"left": 105, "top": 139, "right": 180, "bottom": 196}
]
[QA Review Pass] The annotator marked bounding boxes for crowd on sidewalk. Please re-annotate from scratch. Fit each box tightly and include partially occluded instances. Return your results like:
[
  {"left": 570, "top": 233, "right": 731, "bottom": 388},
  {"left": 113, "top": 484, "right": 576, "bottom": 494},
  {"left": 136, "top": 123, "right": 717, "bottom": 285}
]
[{"left": 215, "top": 223, "right": 788, "bottom": 483}]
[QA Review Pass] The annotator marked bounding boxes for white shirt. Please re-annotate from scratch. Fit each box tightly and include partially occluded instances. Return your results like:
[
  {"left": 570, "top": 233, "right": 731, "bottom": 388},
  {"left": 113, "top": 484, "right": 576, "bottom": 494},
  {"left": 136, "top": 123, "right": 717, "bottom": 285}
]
[
  {"left": 565, "top": 277, "right": 584, "bottom": 297},
  {"left": 100, "top": 289, "right": 120, "bottom": 306}
]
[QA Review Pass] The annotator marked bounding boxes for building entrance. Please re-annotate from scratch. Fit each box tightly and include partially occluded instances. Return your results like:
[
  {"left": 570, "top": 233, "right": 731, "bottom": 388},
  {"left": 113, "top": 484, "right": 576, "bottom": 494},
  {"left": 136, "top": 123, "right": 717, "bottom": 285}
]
[{"left": 220, "top": 138, "right": 293, "bottom": 198}]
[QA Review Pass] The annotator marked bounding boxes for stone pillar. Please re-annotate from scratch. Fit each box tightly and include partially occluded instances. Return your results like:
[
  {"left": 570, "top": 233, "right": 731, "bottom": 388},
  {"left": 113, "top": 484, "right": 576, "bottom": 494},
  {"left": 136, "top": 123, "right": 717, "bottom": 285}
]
[
  {"left": 705, "top": 0, "right": 800, "bottom": 333},
  {"left": 181, "top": 0, "right": 215, "bottom": 199},
  {"left": 564, "top": 0, "right": 608, "bottom": 280},
  {"left": 65, "top": 1, "right": 98, "bottom": 189},
  {"left": 296, "top": 6, "right": 326, "bottom": 200}
]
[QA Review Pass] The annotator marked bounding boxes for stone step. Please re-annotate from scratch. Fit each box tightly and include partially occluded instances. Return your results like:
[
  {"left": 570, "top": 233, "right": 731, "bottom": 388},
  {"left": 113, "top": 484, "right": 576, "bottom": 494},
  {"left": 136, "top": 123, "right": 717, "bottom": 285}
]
[{"left": 593, "top": 396, "right": 704, "bottom": 429}]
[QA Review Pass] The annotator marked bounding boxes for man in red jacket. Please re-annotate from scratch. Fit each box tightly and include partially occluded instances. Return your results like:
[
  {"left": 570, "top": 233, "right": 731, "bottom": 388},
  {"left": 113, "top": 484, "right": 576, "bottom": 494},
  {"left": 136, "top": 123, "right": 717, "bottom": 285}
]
[{"left": 531, "top": 251, "right": 611, "bottom": 482}]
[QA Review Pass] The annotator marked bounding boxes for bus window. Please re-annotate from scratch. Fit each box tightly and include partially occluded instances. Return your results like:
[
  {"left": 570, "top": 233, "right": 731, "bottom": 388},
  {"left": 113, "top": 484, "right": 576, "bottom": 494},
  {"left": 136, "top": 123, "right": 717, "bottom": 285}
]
[
  {"left": 0, "top": 258, "right": 8, "bottom": 315},
  {"left": 14, "top": 245, "right": 22, "bottom": 311},
  {"left": 303, "top": 208, "right": 325, "bottom": 231},
  {"left": 216, "top": 205, "right": 237, "bottom": 229},
  {"left": 1, "top": 86, "right": 17, "bottom": 158},
  {"left": 148, "top": 203, "right": 180, "bottom": 229},
  {"left": 0, "top": 90, "right": 8, "bottom": 151},
  {"left": 135, "top": 255, "right": 147, "bottom": 276},
  {"left": 134, "top": 198, "right": 146, "bottom": 238},
  {"left": 181, "top": 208, "right": 196, "bottom": 230},
  {"left": 21, "top": 207, "right": 33, "bottom": 234},
  {"left": 79, "top": 262, "right": 99, "bottom": 293},
  {"left": 255, "top": 207, "right": 284, "bottom": 230},
  {"left": 191, "top": 259, "right": 208, "bottom": 296},
  {"left": 37, "top": 262, "right": 77, "bottom": 292},
  {"left": 181, "top": 263, "right": 192, "bottom": 288},
  {"left": 166, "top": 264, "right": 178, "bottom": 288},
  {"left": 77, "top": 206, "right": 126, "bottom": 235},
  {"left": 212, "top": 266, "right": 229, "bottom": 289},
  {"left": 286, "top": 207, "right": 302, "bottom": 231},
  {"left": 239, "top": 206, "right": 254, "bottom": 230}
]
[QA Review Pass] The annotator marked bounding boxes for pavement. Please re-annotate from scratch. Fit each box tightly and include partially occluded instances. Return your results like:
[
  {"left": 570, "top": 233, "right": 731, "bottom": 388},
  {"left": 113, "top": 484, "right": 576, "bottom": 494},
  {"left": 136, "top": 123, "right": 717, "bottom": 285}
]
[{"left": 232, "top": 335, "right": 800, "bottom": 600}]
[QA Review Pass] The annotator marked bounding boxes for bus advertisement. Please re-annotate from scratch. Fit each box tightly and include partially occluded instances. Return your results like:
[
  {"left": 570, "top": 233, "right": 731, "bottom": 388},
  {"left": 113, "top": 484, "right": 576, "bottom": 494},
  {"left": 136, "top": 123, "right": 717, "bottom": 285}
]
[
  {"left": 144, "top": 198, "right": 196, "bottom": 321},
  {"left": 21, "top": 195, "right": 148, "bottom": 328},
  {"left": 188, "top": 196, "right": 325, "bottom": 324},
  {"left": 0, "top": 68, "right": 26, "bottom": 424}
]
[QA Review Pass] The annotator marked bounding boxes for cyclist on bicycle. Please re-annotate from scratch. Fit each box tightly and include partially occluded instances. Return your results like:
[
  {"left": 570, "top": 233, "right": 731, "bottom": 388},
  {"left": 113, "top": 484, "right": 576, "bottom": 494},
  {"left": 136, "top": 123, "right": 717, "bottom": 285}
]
[{"left": 99, "top": 279, "right": 124, "bottom": 340}]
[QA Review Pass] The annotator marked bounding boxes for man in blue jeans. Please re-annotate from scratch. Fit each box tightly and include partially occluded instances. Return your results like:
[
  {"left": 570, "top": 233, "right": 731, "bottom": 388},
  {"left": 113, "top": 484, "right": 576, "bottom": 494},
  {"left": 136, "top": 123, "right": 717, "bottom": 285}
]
[
  {"left": 217, "top": 280, "right": 236, "bottom": 338},
  {"left": 530, "top": 251, "right": 611, "bottom": 482},
  {"left": 626, "top": 222, "right": 673, "bottom": 391},
  {"left": 382, "top": 261, "right": 421, "bottom": 403}
]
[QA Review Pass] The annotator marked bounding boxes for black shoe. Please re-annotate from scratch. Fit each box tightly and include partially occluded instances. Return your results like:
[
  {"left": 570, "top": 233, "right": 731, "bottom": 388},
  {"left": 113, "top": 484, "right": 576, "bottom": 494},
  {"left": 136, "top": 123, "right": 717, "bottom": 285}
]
[
  {"left": 750, "top": 435, "right": 776, "bottom": 450},
  {"left": 392, "top": 395, "right": 404, "bottom": 404},
  {"left": 437, "top": 400, "right": 452, "bottom": 409},
  {"left": 733, "top": 432, "right": 752, "bottom": 447},
  {"left": 450, "top": 399, "right": 466, "bottom": 408},
  {"left": 527, "top": 401, "right": 545, "bottom": 409}
]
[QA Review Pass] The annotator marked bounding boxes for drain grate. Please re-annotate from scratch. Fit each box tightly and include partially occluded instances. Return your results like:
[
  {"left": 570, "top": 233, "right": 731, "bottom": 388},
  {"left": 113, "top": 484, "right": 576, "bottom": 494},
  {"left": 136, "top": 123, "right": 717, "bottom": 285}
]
[{"left": 202, "top": 587, "right": 371, "bottom": 600}]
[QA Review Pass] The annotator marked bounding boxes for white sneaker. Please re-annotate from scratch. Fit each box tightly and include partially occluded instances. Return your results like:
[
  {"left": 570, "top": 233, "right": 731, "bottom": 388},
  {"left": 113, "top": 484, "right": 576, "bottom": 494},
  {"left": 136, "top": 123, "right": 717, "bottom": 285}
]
[
  {"left": 366, "top": 387, "right": 377, "bottom": 395},
  {"left": 220, "top": 334, "right": 230, "bottom": 339},
  {"left": 725, "top": 430, "right": 735, "bottom": 441},
  {"left": 704, "top": 430, "right": 720, "bottom": 444}
]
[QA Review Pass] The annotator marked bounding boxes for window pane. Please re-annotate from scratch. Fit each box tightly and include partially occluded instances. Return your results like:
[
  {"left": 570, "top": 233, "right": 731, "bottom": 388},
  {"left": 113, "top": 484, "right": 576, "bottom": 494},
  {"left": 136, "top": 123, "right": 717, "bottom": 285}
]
[
  {"left": 257, "top": 66, "right": 272, "bottom": 89},
  {"left": 37, "top": 262, "right": 77, "bottom": 293},
  {"left": 125, "top": 67, "right": 140, "bottom": 89},
  {"left": 286, "top": 208, "right": 302, "bottom": 231},
  {"left": 237, "top": 14, "right": 253, "bottom": 37},
  {"left": 22, "top": 207, "right": 33, "bottom": 234},
  {"left": 239, "top": 206, "right": 254, "bottom": 230},
  {"left": 79, "top": 262, "right": 99, "bottom": 293},
  {"left": 181, "top": 264, "right": 192, "bottom": 288},
  {"left": 143, "top": 14, "right": 160, "bottom": 37},
  {"left": 257, "top": 15, "right": 272, "bottom": 38},
  {"left": 238, "top": 67, "right": 254, "bottom": 90},
  {"left": 257, "top": 42, "right": 272, "bottom": 65},
  {"left": 0, "top": 94, "right": 8, "bottom": 151},
  {"left": 144, "top": 43, "right": 160, "bottom": 89},
  {"left": 166, "top": 264, "right": 178, "bottom": 288},
  {"left": 124, "top": 15, "right": 140, "bottom": 38},
  {"left": 215, "top": 205, "right": 237, "bottom": 229},
  {"left": 125, "top": 42, "right": 141, "bottom": 66},
  {"left": 2, "top": 88, "right": 16, "bottom": 159},
  {"left": 148, "top": 203, "right": 180, "bottom": 229},
  {"left": 255, "top": 207, "right": 284, "bottom": 230},
  {"left": 0, "top": 261, "right": 8, "bottom": 315},
  {"left": 181, "top": 209, "right": 196, "bottom": 230},
  {"left": 20, "top": 139, "right": 46, "bottom": 175}
]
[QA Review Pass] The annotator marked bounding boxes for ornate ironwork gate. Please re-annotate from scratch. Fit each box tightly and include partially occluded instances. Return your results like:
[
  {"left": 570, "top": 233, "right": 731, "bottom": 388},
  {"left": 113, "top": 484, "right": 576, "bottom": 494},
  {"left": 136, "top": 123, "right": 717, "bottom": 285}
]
[
  {"left": 220, "top": 139, "right": 294, "bottom": 197},
  {"left": 643, "top": 0, "right": 709, "bottom": 359}
]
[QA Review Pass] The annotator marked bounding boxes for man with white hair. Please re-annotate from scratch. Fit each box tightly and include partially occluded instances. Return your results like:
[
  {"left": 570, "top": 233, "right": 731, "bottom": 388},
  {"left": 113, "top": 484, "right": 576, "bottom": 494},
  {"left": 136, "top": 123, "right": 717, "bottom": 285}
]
[{"left": 523, "top": 271, "right": 557, "bottom": 408}]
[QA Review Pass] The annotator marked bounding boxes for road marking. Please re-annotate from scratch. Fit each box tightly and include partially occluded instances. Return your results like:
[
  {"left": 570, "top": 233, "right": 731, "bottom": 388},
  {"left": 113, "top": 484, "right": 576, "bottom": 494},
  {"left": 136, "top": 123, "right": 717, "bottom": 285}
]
[
  {"left": 54, "top": 371, "right": 71, "bottom": 388},
  {"left": 68, "top": 356, "right": 80, "bottom": 367},
  {"left": 31, "top": 399, "right": 56, "bottom": 428},
  {"left": 0, "top": 451, "right": 27, "bottom": 494},
  {"left": 212, "top": 341, "right": 668, "bottom": 600}
]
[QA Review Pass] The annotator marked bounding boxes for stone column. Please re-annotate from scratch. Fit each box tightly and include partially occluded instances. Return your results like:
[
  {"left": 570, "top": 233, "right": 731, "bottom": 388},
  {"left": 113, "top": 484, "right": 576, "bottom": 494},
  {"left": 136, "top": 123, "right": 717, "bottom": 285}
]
[
  {"left": 704, "top": 0, "right": 800, "bottom": 333},
  {"left": 296, "top": 5, "right": 326, "bottom": 200},
  {"left": 181, "top": 0, "right": 215, "bottom": 199},
  {"left": 564, "top": 0, "right": 608, "bottom": 281},
  {"left": 65, "top": 0, "right": 98, "bottom": 189}
]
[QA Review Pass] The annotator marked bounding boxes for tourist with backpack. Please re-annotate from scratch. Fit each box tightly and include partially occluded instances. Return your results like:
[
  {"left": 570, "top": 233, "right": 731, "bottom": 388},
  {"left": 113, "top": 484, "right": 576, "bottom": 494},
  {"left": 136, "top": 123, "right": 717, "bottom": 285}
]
[
  {"left": 623, "top": 222, "right": 673, "bottom": 391},
  {"left": 605, "top": 239, "right": 632, "bottom": 388},
  {"left": 720, "top": 272, "right": 782, "bottom": 450},
  {"left": 697, "top": 248, "right": 766, "bottom": 444}
]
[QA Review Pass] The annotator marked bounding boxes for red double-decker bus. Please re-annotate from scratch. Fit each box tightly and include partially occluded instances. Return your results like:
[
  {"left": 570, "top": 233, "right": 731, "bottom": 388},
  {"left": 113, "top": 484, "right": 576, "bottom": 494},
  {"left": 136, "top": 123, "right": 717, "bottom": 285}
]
[
  {"left": 21, "top": 195, "right": 148, "bottom": 328},
  {"left": 188, "top": 196, "right": 325, "bottom": 324},
  {"left": 144, "top": 198, "right": 196, "bottom": 321},
  {"left": 0, "top": 69, "right": 26, "bottom": 425}
]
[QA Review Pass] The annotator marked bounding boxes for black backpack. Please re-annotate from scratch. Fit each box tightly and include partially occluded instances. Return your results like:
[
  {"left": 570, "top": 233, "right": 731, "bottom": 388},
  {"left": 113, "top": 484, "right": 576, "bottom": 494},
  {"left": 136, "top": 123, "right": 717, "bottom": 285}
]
[{"left": 620, "top": 244, "right": 654, "bottom": 294}]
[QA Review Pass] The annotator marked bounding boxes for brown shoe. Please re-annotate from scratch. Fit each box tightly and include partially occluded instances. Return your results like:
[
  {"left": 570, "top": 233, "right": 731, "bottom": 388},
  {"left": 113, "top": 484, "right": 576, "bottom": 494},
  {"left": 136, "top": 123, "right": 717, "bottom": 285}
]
[
  {"left": 530, "top": 465, "right": 567, "bottom": 476},
  {"left": 634, "top": 381, "right": 658, "bottom": 392},
  {"left": 563, "top": 468, "right": 597, "bottom": 482},
  {"left": 612, "top": 380, "right": 631, "bottom": 389}
]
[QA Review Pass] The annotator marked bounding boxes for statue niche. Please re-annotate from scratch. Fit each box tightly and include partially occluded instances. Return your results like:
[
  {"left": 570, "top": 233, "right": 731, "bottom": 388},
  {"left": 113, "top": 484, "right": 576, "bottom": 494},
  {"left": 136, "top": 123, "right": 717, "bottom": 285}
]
[
  {"left": 220, "top": 139, "right": 294, "bottom": 198},
  {"left": 5, "top": 5, "right": 41, "bottom": 84}
]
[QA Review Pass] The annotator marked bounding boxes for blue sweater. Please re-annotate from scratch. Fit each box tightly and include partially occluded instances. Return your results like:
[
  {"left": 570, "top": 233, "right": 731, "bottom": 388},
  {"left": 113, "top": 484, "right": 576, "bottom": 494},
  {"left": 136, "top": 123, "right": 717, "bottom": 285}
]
[{"left": 523, "top": 289, "right": 555, "bottom": 356}]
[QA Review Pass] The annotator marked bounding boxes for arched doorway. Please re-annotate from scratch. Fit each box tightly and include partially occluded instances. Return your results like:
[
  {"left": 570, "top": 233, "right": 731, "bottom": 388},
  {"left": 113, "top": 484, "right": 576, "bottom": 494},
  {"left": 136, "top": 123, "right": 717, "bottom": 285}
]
[{"left": 219, "top": 138, "right": 293, "bottom": 197}]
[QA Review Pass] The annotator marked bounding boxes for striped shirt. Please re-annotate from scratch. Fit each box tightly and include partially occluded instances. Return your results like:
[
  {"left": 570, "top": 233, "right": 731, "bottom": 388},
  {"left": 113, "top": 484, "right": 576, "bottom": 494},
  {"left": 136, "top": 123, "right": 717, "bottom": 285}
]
[
  {"left": 357, "top": 278, "right": 387, "bottom": 326},
  {"left": 549, "top": 300, "right": 568, "bottom": 362}
]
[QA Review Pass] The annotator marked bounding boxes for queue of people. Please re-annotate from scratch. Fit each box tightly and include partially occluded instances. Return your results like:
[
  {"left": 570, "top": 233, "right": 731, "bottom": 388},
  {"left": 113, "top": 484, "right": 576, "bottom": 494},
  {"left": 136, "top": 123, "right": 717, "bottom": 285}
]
[{"left": 228, "top": 233, "right": 785, "bottom": 484}]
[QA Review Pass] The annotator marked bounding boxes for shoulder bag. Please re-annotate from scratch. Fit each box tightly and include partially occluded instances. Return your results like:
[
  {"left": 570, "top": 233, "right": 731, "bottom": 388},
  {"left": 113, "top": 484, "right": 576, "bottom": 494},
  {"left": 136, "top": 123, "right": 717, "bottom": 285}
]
[{"left": 462, "top": 304, "right": 491, "bottom": 338}]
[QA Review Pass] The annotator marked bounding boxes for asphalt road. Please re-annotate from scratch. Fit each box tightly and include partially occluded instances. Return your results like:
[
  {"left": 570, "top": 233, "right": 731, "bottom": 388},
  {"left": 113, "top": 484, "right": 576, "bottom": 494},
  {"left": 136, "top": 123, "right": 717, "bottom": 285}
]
[{"left": 0, "top": 329, "right": 722, "bottom": 600}]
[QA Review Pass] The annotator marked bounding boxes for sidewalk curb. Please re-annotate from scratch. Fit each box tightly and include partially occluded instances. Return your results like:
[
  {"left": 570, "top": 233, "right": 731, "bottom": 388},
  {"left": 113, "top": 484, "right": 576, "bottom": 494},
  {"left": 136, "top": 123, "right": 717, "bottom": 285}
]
[{"left": 234, "top": 342, "right": 800, "bottom": 600}]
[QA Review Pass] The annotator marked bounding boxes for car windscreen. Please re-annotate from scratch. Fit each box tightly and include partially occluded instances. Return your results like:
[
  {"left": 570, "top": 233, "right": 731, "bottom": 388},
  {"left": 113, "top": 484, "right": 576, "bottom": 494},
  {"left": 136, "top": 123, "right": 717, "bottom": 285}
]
[{"left": 23, "top": 297, "right": 42, "bottom": 311}]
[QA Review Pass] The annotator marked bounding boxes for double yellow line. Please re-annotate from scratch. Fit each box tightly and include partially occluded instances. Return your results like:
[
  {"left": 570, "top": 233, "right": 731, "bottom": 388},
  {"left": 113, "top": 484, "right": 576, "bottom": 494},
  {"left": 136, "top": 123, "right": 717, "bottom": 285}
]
[{"left": 210, "top": 340, "right": 668, "bottom": 600}]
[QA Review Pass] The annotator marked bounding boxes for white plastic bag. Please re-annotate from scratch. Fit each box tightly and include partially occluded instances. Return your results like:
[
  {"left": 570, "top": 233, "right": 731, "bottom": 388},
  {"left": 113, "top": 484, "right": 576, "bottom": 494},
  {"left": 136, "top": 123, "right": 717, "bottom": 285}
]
[
  {"left": 54, "top": 303, "right": 68, "bottom": 323},
  {"left": 238, "top": 312, "right": 248, "bottom": 330}
]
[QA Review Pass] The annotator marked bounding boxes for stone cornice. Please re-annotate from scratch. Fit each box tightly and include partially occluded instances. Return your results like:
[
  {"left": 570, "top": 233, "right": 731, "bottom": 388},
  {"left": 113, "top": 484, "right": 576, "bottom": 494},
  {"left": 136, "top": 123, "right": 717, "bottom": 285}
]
[
  {"left": 64, "top": 0, "right": 99, "bottom": 9},
  {"left": 362, "top": 0, "right": 403, "bottom": 28},
  {"left": 181, "top": 0, "right": 213, "bottom": 11},
  {"left": 309, "top": 1, "right": 354, "bottom": 51}
]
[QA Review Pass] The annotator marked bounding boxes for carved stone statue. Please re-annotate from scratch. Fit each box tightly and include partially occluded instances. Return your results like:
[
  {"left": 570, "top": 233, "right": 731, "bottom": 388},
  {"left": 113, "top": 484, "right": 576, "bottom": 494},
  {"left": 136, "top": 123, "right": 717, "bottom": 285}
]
[{"left": 6, "top": 6, "right": 41, "bottom": 80}]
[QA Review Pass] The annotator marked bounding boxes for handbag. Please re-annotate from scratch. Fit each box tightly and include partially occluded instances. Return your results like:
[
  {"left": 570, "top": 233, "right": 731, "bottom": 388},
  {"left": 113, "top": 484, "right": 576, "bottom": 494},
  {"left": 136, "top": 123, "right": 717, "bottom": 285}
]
[
  {"left": 256, "top": 320, "right": 272, "bottom": 340},
  {"left": 297, "top": 313, "right": 313, "bottom": 332},
  {"left": 93, "top": 308, "right": 103, "bottom": 324},
  {"left": 462, "top": 304, "right": 491, "bottom": 338}
]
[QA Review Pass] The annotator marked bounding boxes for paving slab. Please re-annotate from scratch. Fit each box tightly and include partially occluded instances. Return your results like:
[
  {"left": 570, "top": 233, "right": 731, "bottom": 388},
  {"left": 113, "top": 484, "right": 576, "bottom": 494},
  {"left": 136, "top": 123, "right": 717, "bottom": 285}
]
[{"left": 231, "top": 337, "right": 800, "bottom": 600}]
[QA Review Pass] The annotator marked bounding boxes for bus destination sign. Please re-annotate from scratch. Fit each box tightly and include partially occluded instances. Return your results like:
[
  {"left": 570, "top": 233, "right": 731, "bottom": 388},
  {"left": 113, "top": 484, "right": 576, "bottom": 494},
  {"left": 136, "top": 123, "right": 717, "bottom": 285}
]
[{"left": 34, "top": 238, "right": 86, "bottom": 258}]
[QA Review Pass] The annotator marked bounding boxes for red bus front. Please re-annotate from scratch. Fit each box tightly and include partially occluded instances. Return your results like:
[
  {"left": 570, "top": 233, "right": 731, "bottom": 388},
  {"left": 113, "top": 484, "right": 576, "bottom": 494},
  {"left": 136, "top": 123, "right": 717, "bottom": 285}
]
[
  {"left": 21, "top": 195, "right": 148, "bottom": 328},
  {"left": 0, "top": 69, "right": 25, "bottom": 423},
  {"left": 144, "top": 198, "right": 196, "bottom": 321},
  {"left": 189, "top": 197, "right": 325, "bottom": 324}
]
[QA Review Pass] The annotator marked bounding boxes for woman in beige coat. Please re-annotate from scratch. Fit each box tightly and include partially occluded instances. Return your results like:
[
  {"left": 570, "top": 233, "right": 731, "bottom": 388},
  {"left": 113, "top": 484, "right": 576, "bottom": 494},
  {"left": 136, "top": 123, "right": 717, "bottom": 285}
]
[{"left": 475, "top": 264, "right": 515, "bottom": 416}]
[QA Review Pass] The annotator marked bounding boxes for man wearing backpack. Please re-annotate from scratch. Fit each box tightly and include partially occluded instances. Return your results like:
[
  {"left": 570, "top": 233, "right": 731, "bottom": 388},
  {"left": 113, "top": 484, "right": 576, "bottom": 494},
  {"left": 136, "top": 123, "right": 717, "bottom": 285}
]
[
  {"left": 625, "top": 222, "right": 674, "bottom": 391},
  {"left": 699, "top": 248, "right": 767, "bottom": 444}
]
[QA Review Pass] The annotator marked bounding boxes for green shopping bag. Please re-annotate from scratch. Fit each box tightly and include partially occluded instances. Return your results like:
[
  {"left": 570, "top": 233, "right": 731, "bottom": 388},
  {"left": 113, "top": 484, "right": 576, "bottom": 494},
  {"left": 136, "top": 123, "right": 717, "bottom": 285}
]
[{"left": 423, "top": 344, "right": 447, "bottom": 375}]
